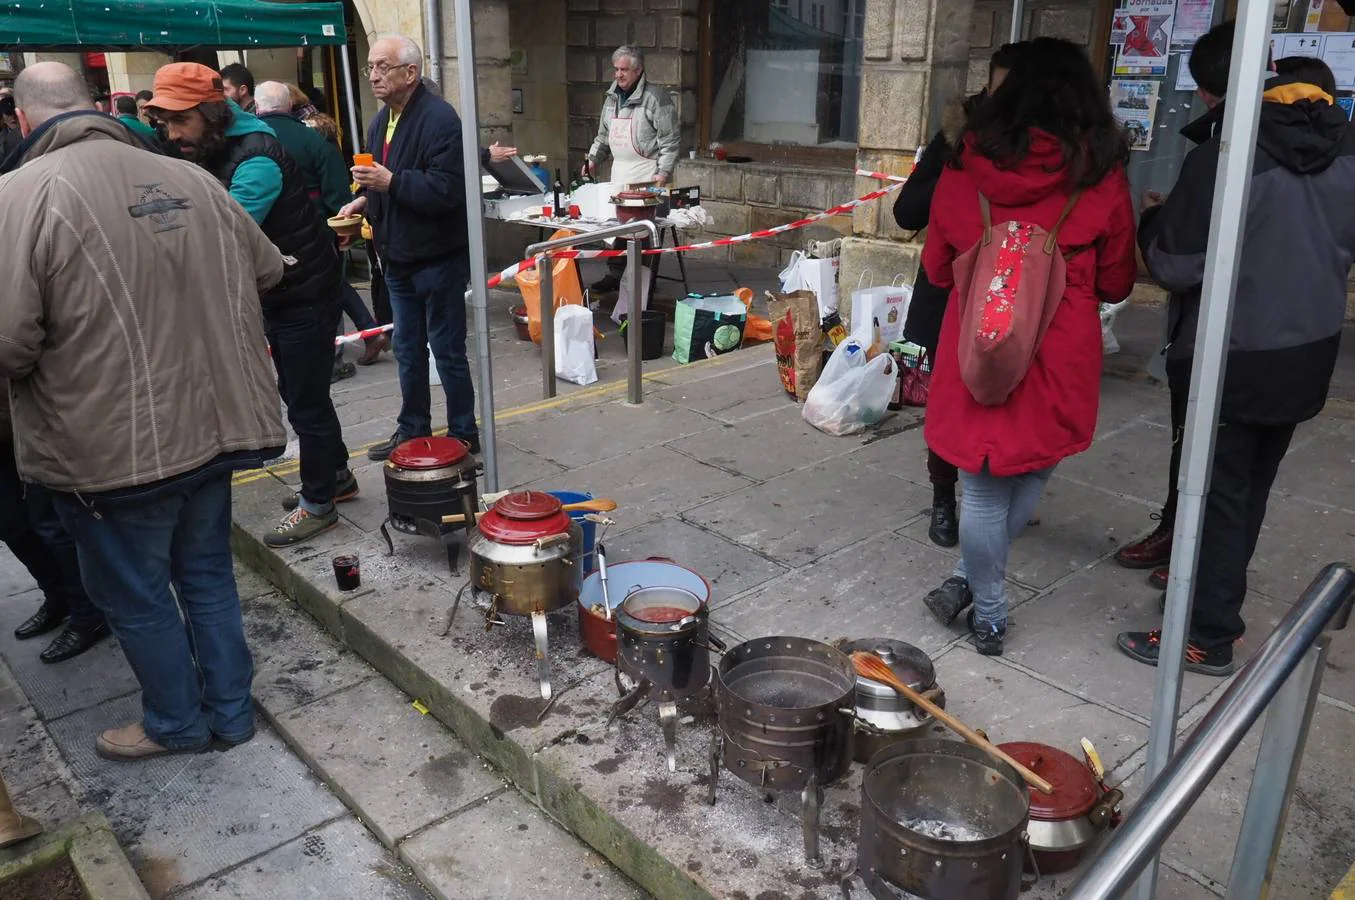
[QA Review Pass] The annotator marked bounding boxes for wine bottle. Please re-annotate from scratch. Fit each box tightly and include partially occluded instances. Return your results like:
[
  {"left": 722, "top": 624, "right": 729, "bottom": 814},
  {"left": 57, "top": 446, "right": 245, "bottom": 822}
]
[{"left": 552, "top": 168, "right": 565, "bottom": 217}]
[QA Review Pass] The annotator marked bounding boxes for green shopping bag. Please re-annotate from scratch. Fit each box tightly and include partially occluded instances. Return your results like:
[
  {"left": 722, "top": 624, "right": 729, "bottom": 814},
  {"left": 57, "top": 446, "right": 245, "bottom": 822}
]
[{"left": 672, "top": 294, "right": 748, "bottom": 364}]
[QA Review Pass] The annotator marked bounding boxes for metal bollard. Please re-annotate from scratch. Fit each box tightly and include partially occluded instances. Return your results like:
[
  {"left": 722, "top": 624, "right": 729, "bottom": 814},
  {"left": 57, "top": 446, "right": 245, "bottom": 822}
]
[
  {"left": 626, "top": 237, "right": 643, "bottom": 405},
  {"left": 538, "top": 253, "right": 556, "bottom": 399}
]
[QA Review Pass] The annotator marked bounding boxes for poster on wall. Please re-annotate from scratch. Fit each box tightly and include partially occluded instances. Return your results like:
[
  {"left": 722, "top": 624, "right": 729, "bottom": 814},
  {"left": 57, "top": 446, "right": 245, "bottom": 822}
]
[
  {"left": 1171, "top": 0, "right": 1215, "bottom": 50},
  {"left": 1115, "top": 2, "right": 1176, "bottom": 75},
  {"left": 1111, "top": 10, "right": 1131, "bottom": 45},
  {"left": 1338, "top": 96, "right": 1355, "bottom": 119},
  {"left": 1111, "top": 79, "right": 1161, "bottom": 151},
  {"left": 1175, "top": 57, "right": 1198, "bottom": 91},
  {"left": 1304, "top": 0, "right": 1353, "bottom": 32},
  {"left": 1320, "top": 34, "right": 1355, "bottom": 88}
]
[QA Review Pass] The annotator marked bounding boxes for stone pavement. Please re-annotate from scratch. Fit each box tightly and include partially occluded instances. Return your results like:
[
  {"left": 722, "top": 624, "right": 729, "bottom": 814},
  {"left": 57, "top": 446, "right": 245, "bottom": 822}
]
[{"left": 235, "top": 281, "right": 1355, "bottom": 900}]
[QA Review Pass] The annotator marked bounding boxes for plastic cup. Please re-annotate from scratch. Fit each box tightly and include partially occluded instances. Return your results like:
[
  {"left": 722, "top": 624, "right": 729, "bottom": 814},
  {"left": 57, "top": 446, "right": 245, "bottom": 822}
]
[
  {"left": 353, "top": 153, "right": 374, "bottom": 168},
  {"left": 568, "top": 204, "right": 581, "bottom": 219},
  {"left": 332, "top": 554, "right": 361, "bottom": 591}
]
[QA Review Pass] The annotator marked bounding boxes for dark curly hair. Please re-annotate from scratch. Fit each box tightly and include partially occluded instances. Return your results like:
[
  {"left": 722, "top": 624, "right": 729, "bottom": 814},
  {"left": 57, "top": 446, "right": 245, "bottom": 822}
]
[{"left": 951, "top": 37, "right": 1129, "bottom": 189}]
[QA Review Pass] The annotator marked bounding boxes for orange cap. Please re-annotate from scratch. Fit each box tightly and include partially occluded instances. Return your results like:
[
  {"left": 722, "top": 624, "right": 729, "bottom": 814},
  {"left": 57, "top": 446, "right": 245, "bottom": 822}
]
[{"left": 146, "top": 63, "right": 226, "bottom": 112}]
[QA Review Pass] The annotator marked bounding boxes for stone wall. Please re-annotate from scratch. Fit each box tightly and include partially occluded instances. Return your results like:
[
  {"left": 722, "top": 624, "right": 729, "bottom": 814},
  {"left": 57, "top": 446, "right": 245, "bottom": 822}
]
[
  {"left": 564, "top": 0, "right": 699, "bottom": 175},
  {"left": 509, "top": 0, "right": 570, "bottom": 171}
]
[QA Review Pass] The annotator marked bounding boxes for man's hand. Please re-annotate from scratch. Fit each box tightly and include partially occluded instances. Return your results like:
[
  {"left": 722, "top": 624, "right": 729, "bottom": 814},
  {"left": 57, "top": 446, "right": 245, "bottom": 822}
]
[
  {"left": 353, "top": 163, "right": 394, "bottom": 193},
  {"left": 338, "top": 197, "right": 367, "bottom": 219},
  {"left": 488, "top": 142, "right": 517, "bottom": 162},
  {"left": 654, "top": 173, "right": 669, "bottom": 187},
  {"left": 580, "top": 159, "right": 594, "bottom": 180},
  {"left": 1142, "top": 190, "right": 1167, "bottom": 210}
]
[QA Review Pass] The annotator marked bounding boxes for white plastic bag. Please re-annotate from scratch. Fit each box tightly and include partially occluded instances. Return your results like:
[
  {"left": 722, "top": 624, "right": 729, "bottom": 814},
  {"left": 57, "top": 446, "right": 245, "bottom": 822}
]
[
  {"left": 554, "top": 305, "right": 598, "bottom": 386},
  {"left": 1100, "top": 299, "right": 1130, "bottom": 355},
  {"left": 850, "top": 271, "right": 912, "bottom": 344},
  {"left": 778, "top": 250, "right": 840, "bottom": 319},
  {"left": 802, "top": 338, "right": 897, "bottom": 436}
]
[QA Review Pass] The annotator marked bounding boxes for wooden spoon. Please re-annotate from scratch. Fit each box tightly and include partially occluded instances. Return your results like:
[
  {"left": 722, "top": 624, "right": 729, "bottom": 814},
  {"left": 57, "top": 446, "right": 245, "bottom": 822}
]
[
  {"left": 850, "top": 651, "right": 1054, "bottom": 795},
  {"left": 441, "top": 497, "right": 618, "bottom": 525}
]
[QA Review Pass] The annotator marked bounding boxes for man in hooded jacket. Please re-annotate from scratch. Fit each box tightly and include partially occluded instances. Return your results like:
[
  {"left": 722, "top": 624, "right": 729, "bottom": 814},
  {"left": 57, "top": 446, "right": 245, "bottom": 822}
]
[{"left": 1116, "top": 50, "right": 1355, "bottom": 676}]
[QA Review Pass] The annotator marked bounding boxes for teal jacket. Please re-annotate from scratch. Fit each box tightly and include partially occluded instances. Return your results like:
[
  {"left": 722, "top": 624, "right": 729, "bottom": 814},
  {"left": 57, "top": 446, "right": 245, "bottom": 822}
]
[
  {"left": 258, "top": 112, "right": 351, "bottom": 217},
  {"left": 223, "top": 103, "right": 284, "bottom": 224},
  {"left": 116, "top": 114, "right": 159, "bottom": 146}
]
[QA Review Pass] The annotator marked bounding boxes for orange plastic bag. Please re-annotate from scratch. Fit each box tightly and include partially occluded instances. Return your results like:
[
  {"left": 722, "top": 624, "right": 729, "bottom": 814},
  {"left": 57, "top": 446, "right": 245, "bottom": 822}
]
[
  {"left": 516, "top": 229, "right": 585, "bottom": 344},
  {"left": 733, "top": 286, "right": 773, "bottom": 343}
]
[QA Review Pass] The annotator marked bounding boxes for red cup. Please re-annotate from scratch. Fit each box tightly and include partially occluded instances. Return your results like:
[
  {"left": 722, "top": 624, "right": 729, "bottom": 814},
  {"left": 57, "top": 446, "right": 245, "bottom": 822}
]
[
  {"left": 568, "top": 204, "right": 581, "bottom": 219},
  {"left": 542, "top": 205, "right": 553, "bottom": 217}
]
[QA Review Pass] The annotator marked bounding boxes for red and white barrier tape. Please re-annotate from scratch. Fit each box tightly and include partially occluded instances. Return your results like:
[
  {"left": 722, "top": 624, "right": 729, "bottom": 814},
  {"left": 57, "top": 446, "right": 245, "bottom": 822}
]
[
  {"left": 485, "top": 168, "right": 910, "bottom": 290},
  {"left": 334, "top": 323, "right": 393, "bottom": 347}
]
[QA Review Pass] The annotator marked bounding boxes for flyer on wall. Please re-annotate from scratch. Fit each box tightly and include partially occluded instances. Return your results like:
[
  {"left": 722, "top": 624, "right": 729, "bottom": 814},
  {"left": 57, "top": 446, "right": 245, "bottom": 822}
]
[
  {"left": 1171, "top": 0, "right": 1215, "bottom": 50},
  {"left": 1304, "top": 0, "right": 1353, "bottom": 33},
  {"left": 1115, "top": 2, "right": 1176, "bottom": 75},
  {"left": 1338, "top": 96, "right": 1355, "bottom": 120},
  {"left": 1110, "top": 79, "right": 1161, "bottom": 151},
  {"left": 1320, "top": 33, "right": 1355, "bottom": 89}
]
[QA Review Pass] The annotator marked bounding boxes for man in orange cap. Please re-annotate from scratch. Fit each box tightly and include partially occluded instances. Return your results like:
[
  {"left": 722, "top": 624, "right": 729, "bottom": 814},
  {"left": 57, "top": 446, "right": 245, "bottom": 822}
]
[{"left": 147, "top": 62, "right": 353, "bottom": 548}]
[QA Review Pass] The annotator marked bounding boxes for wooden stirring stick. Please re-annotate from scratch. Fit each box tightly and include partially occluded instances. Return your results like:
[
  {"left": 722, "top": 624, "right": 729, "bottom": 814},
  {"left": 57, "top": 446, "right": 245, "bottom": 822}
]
[
  {"left": 850, "top": 651, "right": 1054, "bottom": 795},
  {"left": 442, "top": 497, "right": 619, "bottom": 525}
]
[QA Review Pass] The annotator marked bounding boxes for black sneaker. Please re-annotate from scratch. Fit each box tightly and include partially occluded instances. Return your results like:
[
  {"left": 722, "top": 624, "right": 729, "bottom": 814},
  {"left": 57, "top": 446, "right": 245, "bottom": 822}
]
[
  {"left": 282, "top": 469, "right": 360, "bottom": 511},
  {"left": 331, "top": 361, "right": 357, "bottom": 384},
  {"left": 1115, "top": 629, "right": 1236, "bottom": 677},
  {"left": 368, "top": 432, "right": 410, "bottom": 462},
  {"left": 923, "top": 576, "right": 972, "bottom": 625},
  {"left": 448, "top": 431, "right": 481, "bottom": 454},
  {"left": 928, "top": 496, "right": 958, "bottom": 548},
  {"left": 967, "top": 608, "right": 1006, "bottom": 656}
]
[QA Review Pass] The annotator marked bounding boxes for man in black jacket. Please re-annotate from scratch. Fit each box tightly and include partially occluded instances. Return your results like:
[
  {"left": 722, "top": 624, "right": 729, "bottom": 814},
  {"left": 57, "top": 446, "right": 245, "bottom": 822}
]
[
  {"left": 1116, "top": 53, "right": 1355, "bottom": 676},
  {"left": 338, "top": 35, "right": 478, "bottom": 460}
]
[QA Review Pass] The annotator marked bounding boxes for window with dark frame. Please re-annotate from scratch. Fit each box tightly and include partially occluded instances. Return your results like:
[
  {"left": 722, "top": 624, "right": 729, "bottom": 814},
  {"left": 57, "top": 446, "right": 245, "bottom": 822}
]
[{"left": 701, "top": 0, "right": 865, "bottom": 160}]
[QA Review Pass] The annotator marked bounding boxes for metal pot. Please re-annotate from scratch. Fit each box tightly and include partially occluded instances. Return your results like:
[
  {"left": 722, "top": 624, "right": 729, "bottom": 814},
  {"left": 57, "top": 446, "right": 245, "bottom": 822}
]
[
  {"left": 612, "top": 189, "right": 662, "bottom": 223},
  {"left": 468, "top": 491, "right": 581, "bottom": 618},
  {"left": 380, "top": 436, "right": 482, "bottom": 575},
  {"left": 838, "top": 639, "right": 945, "bottom": 762},
  {"left": 997, "top": 742, "right": 1122, "bottom": 875},
  {"left": 577, "top": 558, "right": 711, "bottom": 663},
  {"left": 858, "top": 739, "right": 1032, "bottom": 900}
]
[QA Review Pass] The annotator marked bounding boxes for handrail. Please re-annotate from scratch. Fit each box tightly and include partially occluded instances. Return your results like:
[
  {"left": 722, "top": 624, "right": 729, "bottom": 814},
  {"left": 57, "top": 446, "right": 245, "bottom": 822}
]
[
  {"left": 526, "top": 220, "right": 660, "bottom": 401},
  {"left": 1064, "top": 562, "right": 1355, "bottom": 900}
]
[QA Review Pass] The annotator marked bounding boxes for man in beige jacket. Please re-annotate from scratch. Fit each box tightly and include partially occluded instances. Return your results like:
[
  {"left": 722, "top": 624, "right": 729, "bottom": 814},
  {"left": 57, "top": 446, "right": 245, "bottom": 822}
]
[{"left": 0, "top": 62, "right": 287, "bottom": 762}]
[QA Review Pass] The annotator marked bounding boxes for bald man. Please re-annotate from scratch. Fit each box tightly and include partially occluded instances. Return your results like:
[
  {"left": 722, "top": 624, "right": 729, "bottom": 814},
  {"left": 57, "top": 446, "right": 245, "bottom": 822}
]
[
  {"left": 0, "top": 62, "right": 287, "bottom": 761},
  {"left": 337, "top": 36, "right": 478, "bottom": 461}
]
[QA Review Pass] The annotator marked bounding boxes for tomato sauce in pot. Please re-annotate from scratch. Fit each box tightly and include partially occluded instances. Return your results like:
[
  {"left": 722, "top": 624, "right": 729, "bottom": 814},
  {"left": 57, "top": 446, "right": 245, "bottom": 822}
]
[{"left": 631, "top": 605, "right": 693, "bottom": 624}]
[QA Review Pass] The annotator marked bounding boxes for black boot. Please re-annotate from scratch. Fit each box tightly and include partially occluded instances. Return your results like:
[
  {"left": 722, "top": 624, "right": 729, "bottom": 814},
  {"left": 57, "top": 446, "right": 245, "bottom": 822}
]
[{"left": 928, "top": 486, "right": 959, "bottom": 548}]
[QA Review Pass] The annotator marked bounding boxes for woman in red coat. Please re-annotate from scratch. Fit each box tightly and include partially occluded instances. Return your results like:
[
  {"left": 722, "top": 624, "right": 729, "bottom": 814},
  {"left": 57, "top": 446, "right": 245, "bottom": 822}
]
[{"left": 920, "top": 37, "right": 1139, "bottom": 655}]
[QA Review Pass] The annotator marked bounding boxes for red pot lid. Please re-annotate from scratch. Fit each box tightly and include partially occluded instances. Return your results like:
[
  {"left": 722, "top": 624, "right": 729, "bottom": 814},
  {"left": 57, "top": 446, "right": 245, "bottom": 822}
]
[
  {"left": 388, "top": 436, "right": 470, "bottom": 470},
  {"left": 998, "top": 742, "right": 1099, "bottom": 821},
  {"left": 477, "top": 490, "right": 573, "bottom": 545}
]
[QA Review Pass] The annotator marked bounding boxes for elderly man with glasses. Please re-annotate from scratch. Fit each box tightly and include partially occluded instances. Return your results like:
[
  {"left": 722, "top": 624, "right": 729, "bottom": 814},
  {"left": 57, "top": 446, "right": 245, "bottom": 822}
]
[{"left": 338, "top": 36, "right": 480, "bottom": 461}]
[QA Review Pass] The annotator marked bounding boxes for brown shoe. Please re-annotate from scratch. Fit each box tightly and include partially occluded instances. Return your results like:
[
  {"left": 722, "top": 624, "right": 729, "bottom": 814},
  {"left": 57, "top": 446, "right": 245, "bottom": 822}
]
[
  {"left": 357, "top": 333, "right": 389, "bottom": 365},
  {"left": 95, "top": 722, "right": 208, "bottom": 762},
  {"left": 0, "top": 774, "right": 43, "bottom": 849},
  {"left": 1115, "top": 515, "right": 1173, "bottom": 569},
  {"left": 1148, "top": 567, "right": 1169, "bottom": 590}
]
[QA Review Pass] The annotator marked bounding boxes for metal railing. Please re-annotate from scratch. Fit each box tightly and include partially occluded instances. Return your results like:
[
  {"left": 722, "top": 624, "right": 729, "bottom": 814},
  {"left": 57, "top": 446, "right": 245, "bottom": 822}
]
[
  {"left": 1065, "top": 563, "right": 1355, "bottom": 900},
  {"left": 526, "top": 220, "right": 660, "bottom": 404}
]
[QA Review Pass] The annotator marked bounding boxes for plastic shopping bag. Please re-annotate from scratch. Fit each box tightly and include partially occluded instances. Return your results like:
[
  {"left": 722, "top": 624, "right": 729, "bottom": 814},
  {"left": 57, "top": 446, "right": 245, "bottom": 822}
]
[
  {"left": 554, "top": 305, "right": 598, "bottom": 386},
  {"left": 802, "top": 338, "right": 897, "bottom": 436},
  {"left": 1100, "top": 299, "right": 1130, "bottom": 355},
  {"left": 778, "top": 250, "right": 840, "bottom": 319}
]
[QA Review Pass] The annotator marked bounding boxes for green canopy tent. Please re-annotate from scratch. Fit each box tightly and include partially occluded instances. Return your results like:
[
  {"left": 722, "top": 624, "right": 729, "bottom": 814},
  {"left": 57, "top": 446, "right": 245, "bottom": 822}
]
[{"left": 0, "top": 0, "right": 361, "bottom": 153}]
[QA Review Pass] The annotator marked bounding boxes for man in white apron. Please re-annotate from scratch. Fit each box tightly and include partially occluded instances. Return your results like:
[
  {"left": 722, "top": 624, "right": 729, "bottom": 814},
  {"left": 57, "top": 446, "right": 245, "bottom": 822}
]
[{"left": 582, "top": 45, "right": 681, "bottom": 312}]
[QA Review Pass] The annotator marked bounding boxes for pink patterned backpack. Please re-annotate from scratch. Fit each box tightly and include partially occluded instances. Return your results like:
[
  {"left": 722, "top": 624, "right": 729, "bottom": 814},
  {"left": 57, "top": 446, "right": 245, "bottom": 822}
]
[{"left": 949, "top": 191, "right": 1082, "bottom": 406}]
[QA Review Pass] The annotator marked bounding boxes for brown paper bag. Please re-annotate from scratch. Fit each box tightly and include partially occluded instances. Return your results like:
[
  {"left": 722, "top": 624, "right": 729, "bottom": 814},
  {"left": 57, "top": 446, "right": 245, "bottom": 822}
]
[{"left": 766, "top": 289, "right": 824, "bottom": 401}]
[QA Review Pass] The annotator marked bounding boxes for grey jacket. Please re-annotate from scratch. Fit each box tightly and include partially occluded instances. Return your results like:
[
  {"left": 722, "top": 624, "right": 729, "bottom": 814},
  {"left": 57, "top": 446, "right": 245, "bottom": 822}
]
[
  {"left": 586, "top": 76, "right": 680, "bottom": 179},
  {"left": 0, "top": 112, "right": 287, "bottom": 493}
]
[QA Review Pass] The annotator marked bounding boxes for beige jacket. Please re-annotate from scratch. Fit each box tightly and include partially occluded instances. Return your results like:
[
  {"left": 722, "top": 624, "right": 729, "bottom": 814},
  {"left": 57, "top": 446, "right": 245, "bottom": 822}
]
[{"left": 0, "top": 114, "right": 287, "bottom": 494}]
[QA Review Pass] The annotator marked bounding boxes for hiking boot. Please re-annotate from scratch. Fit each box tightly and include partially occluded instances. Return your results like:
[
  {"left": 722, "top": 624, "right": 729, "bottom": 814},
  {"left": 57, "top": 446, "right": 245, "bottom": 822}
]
[
  {"left": 924, "top": 576, "right": 972, "bottom": 625},
  {"left": 368, "top": 432, "right": 412, "bottom": 462},
  {"left": 448, "top": 431, "right": 481, "bottom": 454},
  {"left": 928, "top": 494, "right": 958, "bottom": 548},
  {"left": 1115, "top": 629, "right": 1236, "bottom": 677},
  {"left": 1148, "top": 567, "right": 1169, "bottom": 590},
  {"left": 95, "top": 722, "right": 209, "bottom": 762},
  {"left": 967, "top": 608, "right": 1006, "bottom": 656},
  {"left": 282, "top": 470, "right": 360, "bottom": 511},
  {"left": 264, "top": 506, "right": 340, "bottom": 548},
  {"left": 357, "top": 333, "right": 389, "bottom": 366},
  {"left": 40, "top": 622, "right": 110, "bottom": 664},
  {"left": 1115, "top": 514, "right": 1172, "bottom": 569}
]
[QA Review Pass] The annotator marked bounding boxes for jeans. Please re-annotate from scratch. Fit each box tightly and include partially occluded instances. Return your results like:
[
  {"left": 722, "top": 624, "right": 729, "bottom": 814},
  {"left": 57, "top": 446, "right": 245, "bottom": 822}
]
[
  {"left": 338, "top": 281, "right": 379, "bottom": 345},
  {"left": 265, "top": 300, "right": 350, "bottom": 510},
  {"left": 954, "top": 463, "right": 1055, "bottom": 629},
  {"left": 385, "top": 254, "right": 477, "bottom": 439},
  {"left": 52, "top": 472, "right": 253, "bottom": 748},
  {"left": 1190, "top": 420, "right": 1295, "bottom": 649},
  {"left": 0, "top": 445, "right": 102, "bottom": 629}
]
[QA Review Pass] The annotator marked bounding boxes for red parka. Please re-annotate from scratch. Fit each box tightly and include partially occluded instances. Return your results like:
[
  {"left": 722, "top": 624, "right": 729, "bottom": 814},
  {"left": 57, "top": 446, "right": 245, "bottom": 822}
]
[{"left": 921, "top": 131, "right": 1138, "bottom": 476}]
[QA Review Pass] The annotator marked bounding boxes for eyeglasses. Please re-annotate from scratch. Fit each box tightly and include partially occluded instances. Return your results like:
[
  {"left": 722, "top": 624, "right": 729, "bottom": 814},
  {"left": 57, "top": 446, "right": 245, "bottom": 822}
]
[{"left": 361, "top": 62, "right": 416, "bottom": 78}]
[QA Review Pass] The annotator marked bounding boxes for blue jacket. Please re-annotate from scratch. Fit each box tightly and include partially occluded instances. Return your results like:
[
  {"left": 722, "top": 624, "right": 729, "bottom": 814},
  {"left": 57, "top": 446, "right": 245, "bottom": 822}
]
[{"left": 364, "top": 84, "right": 468, "bottom": 267}]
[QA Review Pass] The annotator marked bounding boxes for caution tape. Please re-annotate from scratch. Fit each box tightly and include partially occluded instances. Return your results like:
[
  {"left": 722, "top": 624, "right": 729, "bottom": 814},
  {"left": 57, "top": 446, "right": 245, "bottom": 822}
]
[
  {"left": 484, "top": 168, "right": 910, "bottom": 290},
  {"left": 334, "top": 323, "right": 393, "bottom": 347}
]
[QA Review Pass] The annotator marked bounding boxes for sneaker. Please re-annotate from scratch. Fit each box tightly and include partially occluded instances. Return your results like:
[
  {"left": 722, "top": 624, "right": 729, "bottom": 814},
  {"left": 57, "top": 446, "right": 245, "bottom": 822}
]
[
  {"left": 357, "top": 333, "right": 390, "bottom": 366},
  {"left": 264, "top": 506, "right": 340, "bottom": 548},
  {"left": 1148, "top": 567, "right": 1169, "bottom": 590},
  {"left": 448, "top": 431, "right": 481, "bottom": 454},
  {"left": 1115, "top": 629, "right": 1236, "bottom": 677},
  {"left": 95, "top": 722, "right": 209, "bottom": 762},
  {"left": 928, "top": 496, "right": 958, "bottom": 548},
  {"left": 368, "top": 432, "right": 410, "bottom": 462},
  {"left": 923, "top": 576, "right": 972, "bottom": 625},
  {"left": 1114, "top": 514, "right": 1173, "bottom": 569},
  {"left": 967, "top": 608, "right": 1006, "bottom": 656},
  {"left": 331, "top": 361, "right": 357, "bottom": 384},
  {"left": 282, "top": 470, "right": 360, "bottom": 511}
]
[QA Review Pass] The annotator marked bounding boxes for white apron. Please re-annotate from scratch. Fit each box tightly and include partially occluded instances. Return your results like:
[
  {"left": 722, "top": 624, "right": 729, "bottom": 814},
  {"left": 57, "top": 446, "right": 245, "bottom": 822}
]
[{"left": 608, "top": 110, "right": 659, "bottom": 187}]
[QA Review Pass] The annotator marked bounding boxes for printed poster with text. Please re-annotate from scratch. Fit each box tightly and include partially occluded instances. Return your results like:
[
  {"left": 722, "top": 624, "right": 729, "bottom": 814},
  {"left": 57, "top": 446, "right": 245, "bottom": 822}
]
[
  {"left": 1111, "top": 79, "right": 1161, "bottom": 151},
  {"left": 1116, "top": 0, "right": 1176, "bottom": 76}
]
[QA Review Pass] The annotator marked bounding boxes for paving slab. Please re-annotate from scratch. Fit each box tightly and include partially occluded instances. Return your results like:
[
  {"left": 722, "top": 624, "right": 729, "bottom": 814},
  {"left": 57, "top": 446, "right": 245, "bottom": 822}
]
[
  {"left": 846, "top": 422, "right": 944, "bottom": 492},
  {"left": 1092, "top": 373, "right": 1171, "bottom": 435},
  {"left": 684, "top": 404, "right": 863, "bottom": 482},
  {"left": 684, "top": 458, "right": 931, "bottom": 569},
  {"left": 399, "top": 789, "right": 646, "bottom": 900},
  {"left": 270, "top": 677, "right": 505, "bottom": 847},
  {"left": 496, "top": 438, "right": 571, "bottom": 489},
  {"left": 43, "top": 694, "right": 346, "bottom": 899},
  {"left": 175, "top": 815, "right": 431, "bottom": 900},
  {"left": 596, "top": 516, "right": 788, "bottom": 606},
  {"left": 1056, "top": 419, "right": 1174, "bottom": 507},
  {"left": 496, "top": 398, "right": 718, "bottom": 469},
  {"left": 713, "top": 532, "right": 1020, "bottom": 656},
  {"left": 651, "top": 355, "right": 798, "bottom": 423},
  {"left": 518, "top": 444, "right": 755, "bottom": 529},
  {"left": 1245, "top": 493, "right": 1355, "bottom": 605},
  {"left": 11, "top": 777, "right": 84, "bottom": 827}
]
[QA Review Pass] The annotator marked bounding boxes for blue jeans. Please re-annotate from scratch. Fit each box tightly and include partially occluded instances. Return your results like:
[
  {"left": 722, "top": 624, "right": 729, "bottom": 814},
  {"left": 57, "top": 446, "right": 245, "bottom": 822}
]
[
  {"left": 954, "top": 463, "right": 1055, "bottom": 629},
  {"left": 53, "top": 472, "right": 253, "bottom": 748},
  {"left": 385, "top": 255, "right": 477, "bottom": 439}
]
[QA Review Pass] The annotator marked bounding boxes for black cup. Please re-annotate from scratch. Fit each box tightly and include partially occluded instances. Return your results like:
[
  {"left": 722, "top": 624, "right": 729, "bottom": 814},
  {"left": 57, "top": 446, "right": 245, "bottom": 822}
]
[{"left": 332, "top": 554, "right": 361, "bottom": 591}]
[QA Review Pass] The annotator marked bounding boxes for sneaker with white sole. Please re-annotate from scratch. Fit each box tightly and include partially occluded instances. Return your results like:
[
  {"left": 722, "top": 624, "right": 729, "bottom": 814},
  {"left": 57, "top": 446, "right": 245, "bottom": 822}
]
[{"left": 264, "top": 506, "right": 340, "bottom": 548}]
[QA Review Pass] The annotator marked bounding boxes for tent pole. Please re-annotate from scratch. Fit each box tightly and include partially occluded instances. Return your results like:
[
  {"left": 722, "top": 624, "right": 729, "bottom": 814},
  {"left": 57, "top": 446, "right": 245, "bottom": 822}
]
[
  {"left": 1131, "top": 3, "right": 1273, "bottom": 899},
  {"left": 454, "top": 0, "right": 498, "bottom": 492},
  {"left": 338, "top": 44, "right": 362, "bottom": 155},
  {"left": 425, "top": 0, "right": 443, "bottom": 89}
]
